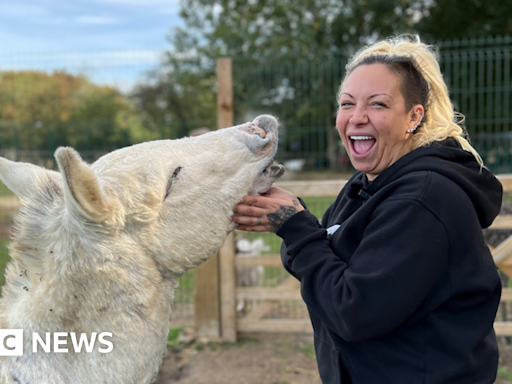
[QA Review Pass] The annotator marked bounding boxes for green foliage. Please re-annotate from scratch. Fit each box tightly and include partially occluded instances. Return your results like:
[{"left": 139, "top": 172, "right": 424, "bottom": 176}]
[
  {"left": 166, "top": 327, "right": 183, "bottom": 349},
  {"left": 0, "top": 239, "right": 11, "bottom": 289},
  {"left": 171, "top": 0, "right": 432, "bottom": 60},
  {"left": 170, "top": 0, "right": 512, "bottom": 60},
  {"left": 0, "top": 71, "right": 160, "bottom": 152},
  {"left": 0, "top": 181, "right": 14, "bottom": 197},
  {"left": 416, "top": 0, "right": 512, "bottom": 40},
  {"left": 498, "top": 366, "right": 512, "bottom": 382},
  {"left": 131, "top": 63, "right": 217, "bottom": 136},
  {"left": 144, "top": 1, "right": 512, "bottom": 171}
]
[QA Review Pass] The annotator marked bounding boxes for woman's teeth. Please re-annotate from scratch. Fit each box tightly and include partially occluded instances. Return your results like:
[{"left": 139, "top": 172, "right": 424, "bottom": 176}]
[{"left": 350, "top": 136, "right": 373, "bottom": 140}]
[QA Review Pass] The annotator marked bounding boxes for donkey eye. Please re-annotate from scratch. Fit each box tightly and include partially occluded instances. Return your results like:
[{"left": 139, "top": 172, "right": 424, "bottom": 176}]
[{"left": 164, "top": 166, "right": 182, "bottom": 199}]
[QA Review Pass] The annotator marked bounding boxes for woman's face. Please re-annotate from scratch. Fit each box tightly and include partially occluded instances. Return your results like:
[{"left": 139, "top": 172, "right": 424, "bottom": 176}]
[{"left": 336, "top": 63, "right": 421, "bottom": 180}]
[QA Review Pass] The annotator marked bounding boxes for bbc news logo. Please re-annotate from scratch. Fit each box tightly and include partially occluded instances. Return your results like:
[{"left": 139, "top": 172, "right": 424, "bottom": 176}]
[{"left": 0, "top": 330, "right": 113, "bottom": 356}]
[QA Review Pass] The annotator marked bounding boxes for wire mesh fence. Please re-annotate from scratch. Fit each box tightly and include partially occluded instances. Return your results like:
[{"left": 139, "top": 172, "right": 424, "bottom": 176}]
[
  {"left": 438, "top": 36, "right": 512, "bottom": 173},
  {"left": 232, "top": 35, "right": 512, "bottom": 175}
]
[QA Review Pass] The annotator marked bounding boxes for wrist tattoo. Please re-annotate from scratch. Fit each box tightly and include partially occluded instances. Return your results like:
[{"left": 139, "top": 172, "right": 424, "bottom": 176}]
[
  {"left": 267, "top": 205, "right": 298, "bottom": 232},
  {"left": 292, "top": 199, "right": 299, "bottom": 207}
]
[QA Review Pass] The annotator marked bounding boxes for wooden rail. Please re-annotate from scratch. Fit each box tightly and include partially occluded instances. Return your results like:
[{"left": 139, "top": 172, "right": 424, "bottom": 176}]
[
  {"left": 236, "top": 287, "right": 302, "bottom": 301},
  {"left": 240, "top": 175, "right": 512, "bottom": 336}
]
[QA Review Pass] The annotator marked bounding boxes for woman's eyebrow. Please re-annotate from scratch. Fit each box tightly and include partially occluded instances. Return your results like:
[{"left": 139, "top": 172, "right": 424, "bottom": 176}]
[
  {"left": 368, "top": 93, "right": 393, "bottom": 99},
  {"left": 340, "top": 92, "right": 354, "bottom": 98}
]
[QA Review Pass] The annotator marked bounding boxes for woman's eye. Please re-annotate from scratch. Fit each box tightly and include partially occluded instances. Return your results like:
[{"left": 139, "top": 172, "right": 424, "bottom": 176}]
[
  {"left": 340, "top": 101, "right": 354, "bottom": 107},
  {"left": 372, "top": 102, "right": 387, "bottom": 107}
]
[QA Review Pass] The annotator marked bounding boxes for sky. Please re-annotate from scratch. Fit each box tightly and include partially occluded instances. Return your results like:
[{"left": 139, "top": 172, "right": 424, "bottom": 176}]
[{"left": 0, "top": 0, "right": 184, "bottom": 91}]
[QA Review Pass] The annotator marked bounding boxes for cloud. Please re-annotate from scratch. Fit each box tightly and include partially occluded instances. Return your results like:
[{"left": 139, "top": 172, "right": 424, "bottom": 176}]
[{"left": 76, "top": 16, "right": 121, "bottom": 25}]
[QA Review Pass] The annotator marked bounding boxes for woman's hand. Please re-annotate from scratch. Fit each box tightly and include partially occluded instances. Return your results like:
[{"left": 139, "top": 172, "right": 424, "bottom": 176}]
[{"left": 232, "top": 187, "right": 304, "bottom": 233}]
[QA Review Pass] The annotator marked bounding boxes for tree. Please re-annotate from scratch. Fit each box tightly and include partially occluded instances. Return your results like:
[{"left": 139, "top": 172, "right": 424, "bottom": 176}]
[
  {"left": 131, "top": 58, "right": 217, "bottom": 138},
  {"left": 0, "top": 71, "right": 159, "bottom": 153},
  {"left": 168, "top": 0, "right": 436, "bottom": 60},
  {"left": 416, "top": 0, "right": 512, "bottom": 41},
  {"left": 139, "top": 0, "right": 510, "bottom": 170}
]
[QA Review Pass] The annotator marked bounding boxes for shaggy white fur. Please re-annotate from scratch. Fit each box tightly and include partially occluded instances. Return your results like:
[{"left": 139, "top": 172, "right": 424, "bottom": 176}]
[{"left": 0, "top": 115, "right": 284, "bottom": 384}]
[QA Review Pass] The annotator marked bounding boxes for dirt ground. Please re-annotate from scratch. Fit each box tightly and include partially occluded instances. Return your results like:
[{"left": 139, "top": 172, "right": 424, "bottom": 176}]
[
  {"left": 154, "top": 332, "right": 512, "bottom": 384},
  {"left": 155, "top": 333, "right": 321, "bottom": 384}
]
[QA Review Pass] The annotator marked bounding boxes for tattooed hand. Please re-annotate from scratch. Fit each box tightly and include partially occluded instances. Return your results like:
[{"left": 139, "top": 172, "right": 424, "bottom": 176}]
[
  {"left": 232, "top": 187, "right": 304, "bottom": 233},
  {"left": 267, "top": 205, "right": 299, "bottom": 232}
]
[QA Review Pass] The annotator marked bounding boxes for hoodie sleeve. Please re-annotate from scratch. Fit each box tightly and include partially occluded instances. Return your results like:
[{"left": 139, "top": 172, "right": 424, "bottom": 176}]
[
  {"left": 277, "top": 198, "right": 450, "bottom": 342},
  {"left": 279, "top": 198, "right": 323, "bottom": 281}
]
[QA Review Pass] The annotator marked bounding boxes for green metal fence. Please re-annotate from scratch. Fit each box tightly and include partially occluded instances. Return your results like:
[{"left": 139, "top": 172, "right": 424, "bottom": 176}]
[
  {"left": 438, "top": 36, "right": 512, "bottom": 172},
  {"left": 233, "top": 35, "right": 512, "bottom": 174}
]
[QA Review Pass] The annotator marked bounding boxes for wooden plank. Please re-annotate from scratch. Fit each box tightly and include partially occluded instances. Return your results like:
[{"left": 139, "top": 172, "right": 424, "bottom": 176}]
[
  {"left": 489, "top": 215, "right": 512, "bottom": 230},
  {"left": 493, "top": 234, "right": 512, "bottom": 266},
  {"left": 194, "top": 254, "right": 220, "bottom": 338},
  {"left": 274, "top": 179, "right": 346, "bottom": 197},
  {"left": 243, "top": 277, "right": 300, "bottom": 321},
  {"left": 219, "top": 232, "right": 237, "bottom": 342},
  {"left": 238, "top": 319, "right": 313, "bottom": 333},
  {"left": 236, "top": 321, "right": 512, "bottom": 336},
  {"left": 235, "top": 255, "right": 283, "bottom": 267},
  {"left": 216, "top": 57, "right": 233, "bottom": 130},
  {"left": 237, "top": 287, "right": 302, "bottom": 300},
  {"left": 501, "top": 288, "right": 512, "bottom": 302},
  {"left": 494, "top": 322, "right": 512, "bottom": 336},
  {"left": 500, "top": 266, "right": 512, "bottom": 278},
  {"left": 272, "top": 173, "right": 510, "bottom": 197},
  {"left": 497, "top": 174, "right": 512, "bottom": 192}
]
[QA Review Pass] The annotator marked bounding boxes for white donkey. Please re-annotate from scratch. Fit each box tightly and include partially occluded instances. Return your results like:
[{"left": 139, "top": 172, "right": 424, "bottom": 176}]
[{"left": 0, "top": 115, "right": 284, "bottom": 384}]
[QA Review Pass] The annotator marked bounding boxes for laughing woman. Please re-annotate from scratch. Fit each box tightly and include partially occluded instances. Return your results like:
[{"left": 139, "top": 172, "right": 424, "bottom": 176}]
[{"left": 232, "top": 35, "right": 503, "bottom": 384}]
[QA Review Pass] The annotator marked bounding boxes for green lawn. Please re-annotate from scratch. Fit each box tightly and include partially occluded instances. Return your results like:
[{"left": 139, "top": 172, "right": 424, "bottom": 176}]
[
  {"left": 0, "top": 181, "right": 14, "bottom": 196},
  {"left": 0, "top": 239, "right": 10, "bottom": 288}
]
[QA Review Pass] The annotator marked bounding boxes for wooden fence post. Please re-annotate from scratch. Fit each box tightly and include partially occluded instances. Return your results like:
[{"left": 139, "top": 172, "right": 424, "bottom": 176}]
[
  {"left": 194, "top": 255, "right": 220, "bottom": 338},
  {"left": 194, "top": 57, "right": 237, "bottom": 341},
  {"left": 216, "top": 57, "right": 237, "bottom": 342}
]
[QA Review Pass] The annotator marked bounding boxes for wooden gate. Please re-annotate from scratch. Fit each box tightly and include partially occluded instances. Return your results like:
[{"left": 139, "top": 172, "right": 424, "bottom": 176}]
[
  {"left": 216, "top": 176, "right": 512, "bottom": 342},
  {"left": 234, "top": 180, "right": 345, "bottom": 336}
]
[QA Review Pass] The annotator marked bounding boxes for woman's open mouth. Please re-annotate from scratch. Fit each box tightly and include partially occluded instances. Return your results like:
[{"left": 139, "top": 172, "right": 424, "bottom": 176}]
[{"left": 349, "top": 135, "right": 376, "bottom": 157}]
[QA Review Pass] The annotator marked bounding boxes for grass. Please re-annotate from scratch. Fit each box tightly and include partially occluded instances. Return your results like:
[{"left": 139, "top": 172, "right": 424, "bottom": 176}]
[
  {"left": 0, "top": 181, "right": 14, "bottom": 197},
  {"left": 299, "top": 342, "right": 316, "bottom": 359},
  {"left": 498, "top": 366, "right": 512, "bottom": 382},
  {"left": 237, "top": 195, "right": 337, "bottom": 288},
  {"left": 190, "top": 335, "right": 262, "bottom": 353},
  {"left": 166, "top": 327, "right": 184, "bottom": 349},
  {"left": 0, "top": 239, "right": 11, "bottom": 289},
  {"left": 238, "top": 195, "right": 337, "bottom": 254}
]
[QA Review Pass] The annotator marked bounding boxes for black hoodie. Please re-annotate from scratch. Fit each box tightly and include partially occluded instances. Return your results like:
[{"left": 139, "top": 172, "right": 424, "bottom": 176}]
[{"left": 278, "top": 139, "right": 503, "bottom": 384}]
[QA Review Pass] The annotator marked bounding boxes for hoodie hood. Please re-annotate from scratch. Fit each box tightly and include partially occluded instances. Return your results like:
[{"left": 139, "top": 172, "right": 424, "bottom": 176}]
[{"left": 356, "top": 138, "right": 503, "bottom": 229}]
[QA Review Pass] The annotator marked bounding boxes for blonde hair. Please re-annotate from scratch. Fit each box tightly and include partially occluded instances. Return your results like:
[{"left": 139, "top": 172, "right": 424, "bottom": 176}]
[{"left": 339, "top": 35, "right": 484, "bottom": 167}]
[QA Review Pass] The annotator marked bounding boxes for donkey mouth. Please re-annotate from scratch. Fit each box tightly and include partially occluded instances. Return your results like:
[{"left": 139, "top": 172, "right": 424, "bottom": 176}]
[{"left": 261, "top": 161, "right": 285, "bottom": 178}]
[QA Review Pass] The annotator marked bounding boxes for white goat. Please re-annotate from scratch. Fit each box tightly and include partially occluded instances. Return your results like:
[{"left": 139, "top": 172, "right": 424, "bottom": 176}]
[{"left": 0, "top": 116, "right": 284, "bottom": 384}]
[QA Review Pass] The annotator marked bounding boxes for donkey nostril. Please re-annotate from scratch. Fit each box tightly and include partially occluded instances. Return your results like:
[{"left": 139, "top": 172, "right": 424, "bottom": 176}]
[
  {"left": 241, "top": 122, "right": 266, "bottom": 139},
  {"left": 254, "top": 128, "right": 266, "bottom": 139}
]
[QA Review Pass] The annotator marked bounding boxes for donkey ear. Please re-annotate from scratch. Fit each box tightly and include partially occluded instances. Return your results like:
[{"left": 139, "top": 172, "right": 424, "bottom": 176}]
[
  {"left": 0, "top": 157, "right": 60, "bottom": 200},
  {"left": 55, "top": 147, "right": 113, "bottom": 222}
]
